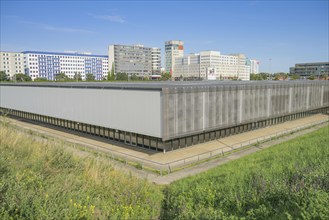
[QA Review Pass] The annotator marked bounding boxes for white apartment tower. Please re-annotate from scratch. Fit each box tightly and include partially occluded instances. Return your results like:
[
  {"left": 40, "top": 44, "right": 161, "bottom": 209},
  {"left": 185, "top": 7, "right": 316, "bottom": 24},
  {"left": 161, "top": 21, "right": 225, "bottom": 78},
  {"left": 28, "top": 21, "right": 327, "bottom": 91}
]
[
  {"left": 165, "top": 40, "right": 184, "bottom": 74},
  {"left": 250, "top": 59, "right": 260, "bottom": 74},
  {"left": 151, "top": 47, "right": 161, "bottom": 75},
  {"left": 0, "top": 52, "right": 25, "bottom": 79}
]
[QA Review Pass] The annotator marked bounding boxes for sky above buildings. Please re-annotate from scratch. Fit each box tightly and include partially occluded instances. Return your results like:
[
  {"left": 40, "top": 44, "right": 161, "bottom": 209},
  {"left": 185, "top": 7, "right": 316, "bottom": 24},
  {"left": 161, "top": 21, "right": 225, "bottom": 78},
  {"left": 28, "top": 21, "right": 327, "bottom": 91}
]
[{"left": 1, "top": 0, "right": 328, "bottom": 73}]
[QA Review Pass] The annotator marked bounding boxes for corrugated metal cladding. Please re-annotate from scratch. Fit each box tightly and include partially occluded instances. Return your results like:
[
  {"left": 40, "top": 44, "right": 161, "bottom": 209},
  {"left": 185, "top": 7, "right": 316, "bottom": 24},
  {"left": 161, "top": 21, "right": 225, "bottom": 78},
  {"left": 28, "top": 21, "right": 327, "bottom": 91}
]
[
  {"left": 0, "top": 85, "right": 162, "bottom": 138},
  {"left": 161, "top": 81, "right": 329, "bottom": 140}
]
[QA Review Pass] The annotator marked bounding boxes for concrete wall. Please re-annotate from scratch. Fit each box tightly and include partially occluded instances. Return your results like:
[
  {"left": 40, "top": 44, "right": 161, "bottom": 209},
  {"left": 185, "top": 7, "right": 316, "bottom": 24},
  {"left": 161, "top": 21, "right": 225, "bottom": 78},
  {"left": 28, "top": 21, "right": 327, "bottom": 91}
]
[
  {"left": 0, "top": 86, "right": 162, "bottom": 138},
  {"left": 162, "top": 81, "right": 329, "bottom": 141}
]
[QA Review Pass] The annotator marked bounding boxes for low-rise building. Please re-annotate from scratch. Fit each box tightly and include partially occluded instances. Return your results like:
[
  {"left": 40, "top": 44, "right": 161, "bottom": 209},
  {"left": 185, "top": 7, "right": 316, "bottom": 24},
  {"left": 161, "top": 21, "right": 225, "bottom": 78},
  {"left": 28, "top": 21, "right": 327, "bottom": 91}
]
[
  {"left": 290, "top": 62, "right": 329, "bottom": 77},
  {"left": 23, "top": 51, "right": 108, "bottom": 81}
]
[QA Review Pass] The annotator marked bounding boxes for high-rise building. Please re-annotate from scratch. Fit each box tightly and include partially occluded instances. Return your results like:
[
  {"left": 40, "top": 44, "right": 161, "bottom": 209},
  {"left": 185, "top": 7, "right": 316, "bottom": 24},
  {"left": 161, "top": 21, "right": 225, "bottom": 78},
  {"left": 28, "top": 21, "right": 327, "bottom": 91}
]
[
  {"left": 151, "top": 47, "right": 161, "bottom": 75},
  {"left": 0, "top": 51, "right": 25, "bottom": 79},
  {"left": 249, "top": 59, "right": 260, "bottom": 74},
  {"left": 165, "top": 40, "right": 184, "bottom": 74},
  {"left": 108, "top": 44, "right": 160, "bottom": 77},
  {"left": 174, "top": 51, "right": 251, "bottom": 80},
  {"left": 22, "top": 51, "right": 108, "bottom": 81}
]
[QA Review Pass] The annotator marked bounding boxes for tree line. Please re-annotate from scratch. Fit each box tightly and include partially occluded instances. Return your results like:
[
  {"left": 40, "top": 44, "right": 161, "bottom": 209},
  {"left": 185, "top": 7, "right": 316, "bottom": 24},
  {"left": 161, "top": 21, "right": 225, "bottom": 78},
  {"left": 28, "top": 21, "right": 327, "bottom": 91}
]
[
  {"left": 250, "top": 72, "right": 328, "bottom": 80},
  {"left": 0, "top": 65, "right": 173, "bottom": 82}
]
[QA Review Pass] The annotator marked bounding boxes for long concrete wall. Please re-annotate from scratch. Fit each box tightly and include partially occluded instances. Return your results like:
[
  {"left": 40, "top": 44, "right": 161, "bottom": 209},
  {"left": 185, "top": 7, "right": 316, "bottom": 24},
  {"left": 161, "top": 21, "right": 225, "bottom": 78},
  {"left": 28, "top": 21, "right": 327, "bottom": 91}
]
[
  {"left": 0, "top": 86, "right": 162, "bottom": 138},
  {"left": 161, "top": 81, "right": 329, "bottom": 141}
]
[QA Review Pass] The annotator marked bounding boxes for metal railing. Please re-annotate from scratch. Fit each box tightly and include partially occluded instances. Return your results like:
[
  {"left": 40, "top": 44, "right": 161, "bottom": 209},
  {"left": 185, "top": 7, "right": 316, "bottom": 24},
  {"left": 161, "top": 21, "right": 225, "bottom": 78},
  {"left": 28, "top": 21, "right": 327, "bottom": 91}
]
[{"left": 80, "top": 118, "right": 328, "bottom": 175}]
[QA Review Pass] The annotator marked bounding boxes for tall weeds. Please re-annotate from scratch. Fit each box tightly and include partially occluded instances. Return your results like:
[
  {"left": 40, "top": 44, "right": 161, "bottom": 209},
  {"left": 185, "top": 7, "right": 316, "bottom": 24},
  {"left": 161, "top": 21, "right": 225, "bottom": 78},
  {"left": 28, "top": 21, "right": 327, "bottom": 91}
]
[
  {"left": 161, "top": 125, "right": 329, "bottom": 219},
  {"left": 0, "top": 122, "right": 163, "bottom": 219}
]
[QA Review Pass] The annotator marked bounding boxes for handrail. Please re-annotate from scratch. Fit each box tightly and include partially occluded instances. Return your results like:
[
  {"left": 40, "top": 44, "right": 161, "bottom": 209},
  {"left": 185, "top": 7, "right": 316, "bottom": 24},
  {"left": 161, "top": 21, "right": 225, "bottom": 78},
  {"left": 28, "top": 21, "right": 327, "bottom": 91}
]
[{"left": 84, "top": 118, "right": 329, "bottom": 174}]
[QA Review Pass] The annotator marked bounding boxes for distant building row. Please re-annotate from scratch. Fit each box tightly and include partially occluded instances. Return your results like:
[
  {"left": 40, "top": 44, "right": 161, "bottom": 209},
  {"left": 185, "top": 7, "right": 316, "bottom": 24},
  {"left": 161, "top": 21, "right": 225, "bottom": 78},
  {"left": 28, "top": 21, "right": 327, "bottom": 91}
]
[
  {"left": 0, "top": 51, "right": 108, "bottom": 81},
  {"left": 165, "top": 40, "right": 259, "bottom": 81},
  {"left": 1, "top": 40, "right": 259, "bottom": 81}
]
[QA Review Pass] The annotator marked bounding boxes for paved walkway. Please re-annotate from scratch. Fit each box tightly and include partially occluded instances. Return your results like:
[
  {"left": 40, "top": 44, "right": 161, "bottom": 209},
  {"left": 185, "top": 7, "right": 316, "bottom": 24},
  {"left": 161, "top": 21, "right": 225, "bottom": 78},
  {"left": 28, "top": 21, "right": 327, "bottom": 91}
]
[
  {"left": 1, "top": 114, "right": 328, "bottom": 179},
  {"left": 149, "top": 122, "right": 329, "bottom": 184}
]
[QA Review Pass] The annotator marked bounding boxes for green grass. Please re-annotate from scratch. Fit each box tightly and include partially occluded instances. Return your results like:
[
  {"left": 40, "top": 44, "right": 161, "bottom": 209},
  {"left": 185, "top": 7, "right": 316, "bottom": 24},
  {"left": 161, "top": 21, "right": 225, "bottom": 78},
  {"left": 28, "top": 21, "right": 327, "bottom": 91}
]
[
  {"left": 0, "top": 122, "right": 163, "bottom": 219},
  {"left": 1, "top": 118, "right": 329, "bottom": 220},
  {"left": 161, "top": 125, "right": 329, "bottom": 220}
]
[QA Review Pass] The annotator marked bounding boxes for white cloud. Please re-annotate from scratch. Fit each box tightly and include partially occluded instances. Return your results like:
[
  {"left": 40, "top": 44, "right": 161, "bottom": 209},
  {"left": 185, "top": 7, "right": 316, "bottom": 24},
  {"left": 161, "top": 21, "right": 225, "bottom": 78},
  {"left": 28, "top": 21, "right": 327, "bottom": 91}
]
[
  {"left": 44, "top": 25, "right": 95, "bottom": 33},
  {"left": 89, "top": 13, "right": 125, "bottom": 23},
  {"left": 20, "top": 21, "right": 95, "bottom": 33}
]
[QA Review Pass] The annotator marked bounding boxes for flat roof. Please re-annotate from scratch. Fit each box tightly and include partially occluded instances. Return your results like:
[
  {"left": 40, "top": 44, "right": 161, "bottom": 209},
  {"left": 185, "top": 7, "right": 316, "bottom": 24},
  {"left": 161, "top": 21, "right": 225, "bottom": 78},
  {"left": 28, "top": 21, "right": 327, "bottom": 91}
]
[
  {"left": 22, "top": 51, "right": 108, "bottom": 58},
  {"left": 1, "top": 80, "right": 328, "bottom": 91}
]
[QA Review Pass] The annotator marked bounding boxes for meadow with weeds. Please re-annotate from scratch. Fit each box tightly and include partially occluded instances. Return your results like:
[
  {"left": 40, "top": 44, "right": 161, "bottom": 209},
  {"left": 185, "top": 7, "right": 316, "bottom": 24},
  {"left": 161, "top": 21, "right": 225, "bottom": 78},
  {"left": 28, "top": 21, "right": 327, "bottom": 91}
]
[
  {"left": 0, "top": 122, "right": 163, "bottom": 219},
  {"left": 161, "top": 125, "right": 329, "bottom": 220},
  {"left": 1, "top": 118, "right": 328, "bottom": 220}
]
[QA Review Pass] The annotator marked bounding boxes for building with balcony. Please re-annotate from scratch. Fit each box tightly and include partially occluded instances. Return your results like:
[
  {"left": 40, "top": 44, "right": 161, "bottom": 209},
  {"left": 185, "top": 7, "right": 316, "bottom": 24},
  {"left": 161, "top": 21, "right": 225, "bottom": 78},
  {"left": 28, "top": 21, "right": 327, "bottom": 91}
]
[
  {"left": 108, "top": 44, "right": 160, "bottom": 77},
  {"left": 0, "top": 52, "right": 25, "bottom": 79}
]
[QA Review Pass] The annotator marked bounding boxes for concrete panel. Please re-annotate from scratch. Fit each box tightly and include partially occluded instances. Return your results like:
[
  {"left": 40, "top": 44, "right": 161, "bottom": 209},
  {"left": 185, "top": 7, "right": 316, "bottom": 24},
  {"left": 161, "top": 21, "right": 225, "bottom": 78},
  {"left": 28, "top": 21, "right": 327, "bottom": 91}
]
[{"left": 0, "top": 86, "right": 161, "bottom": 137}]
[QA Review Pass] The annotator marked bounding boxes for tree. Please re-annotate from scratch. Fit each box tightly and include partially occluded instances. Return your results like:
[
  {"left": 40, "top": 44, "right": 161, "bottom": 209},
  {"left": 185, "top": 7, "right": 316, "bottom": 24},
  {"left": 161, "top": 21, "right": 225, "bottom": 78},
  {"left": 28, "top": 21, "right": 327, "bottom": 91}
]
[
  {"left": 107, "top": 71, "right": 115, "bottom": 81},
  {"left": 290, "top": 74, "right": 300, "bottom": 80},
  {"left": 116, "top": 72, "right": 128, "bottom": 81},
  {"left": 160, "top": 72, "right": 171, "bottom": 81},
  {"left": 15, "top": 73, "right": 32, "bottom": 82},
  {"left": 0, "top": 71, "right": 9, "bottom": 81},
  {"left": 55, "top": 72, "right": 69, "bottom": 81},
  {"left": 130, "top": 74, "right": 139, "bottom": 81},
  {"left": 34, "top": 77, "right": 48, "bottom": 82},
  {"left": 308, "top": 75, "right": 315, "bottom": 80},
  {"left": 73, "top": 72, "right": 82, "bottom": 82},
  {"left": 85, "top": 73, "right": 95, "bottom": 81},
  {"left": 108, "top": 62, "right": 115, "bottom": 81}
]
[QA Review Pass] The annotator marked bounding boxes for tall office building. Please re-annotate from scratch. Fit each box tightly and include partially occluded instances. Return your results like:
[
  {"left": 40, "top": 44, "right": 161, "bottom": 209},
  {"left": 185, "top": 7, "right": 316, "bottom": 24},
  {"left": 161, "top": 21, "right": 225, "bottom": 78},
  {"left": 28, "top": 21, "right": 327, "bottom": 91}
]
[
  {"left": 174, "top": 51, "right": 251, "bottom": 80},
  {"left": 22, "top": 51, "right": 108, "bottom": 81},
  {"left": 249, "top": 59, "right": 260, "bottom": 74},
  {"left": 108, "top": 44, "right": 160, "bottom": 77},
  {"left": 0, "top": 51, "right": 25, "bottom": 79},
  {"left": 165, "top": 40, "right": 184, "bottom": 74},
  {"left": 151, "top": 47, "right": 161, "bottom": 75}
]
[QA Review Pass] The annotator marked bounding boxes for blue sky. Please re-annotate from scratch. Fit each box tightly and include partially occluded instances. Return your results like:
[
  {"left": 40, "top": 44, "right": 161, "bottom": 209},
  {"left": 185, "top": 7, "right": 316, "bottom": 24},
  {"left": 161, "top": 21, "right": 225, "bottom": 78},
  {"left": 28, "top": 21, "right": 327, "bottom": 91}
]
[{"left": 1, "top": 0, "right": 328, "bottom": 73}]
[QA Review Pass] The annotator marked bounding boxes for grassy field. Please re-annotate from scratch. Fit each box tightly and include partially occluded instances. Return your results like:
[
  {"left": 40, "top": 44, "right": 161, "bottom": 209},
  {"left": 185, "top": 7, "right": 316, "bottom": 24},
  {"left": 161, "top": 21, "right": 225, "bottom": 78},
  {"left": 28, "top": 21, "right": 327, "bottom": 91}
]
[
  {"left": 161, "top": 125, "right": 329, "bottom": 220},
  {"left": 0, "top": 121, "right": 163, "bottom": 219},
  {"left": 1, "top": 119, "right": 328, "bottom": 219}
]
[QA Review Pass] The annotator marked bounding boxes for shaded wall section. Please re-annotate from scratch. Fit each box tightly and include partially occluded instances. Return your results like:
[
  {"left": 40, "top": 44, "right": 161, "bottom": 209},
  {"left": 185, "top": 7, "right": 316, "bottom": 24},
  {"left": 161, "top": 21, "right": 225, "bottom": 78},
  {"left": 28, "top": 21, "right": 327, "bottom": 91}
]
[{"left": 162, "top": 81, "right": 329, "bottom": 141}]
